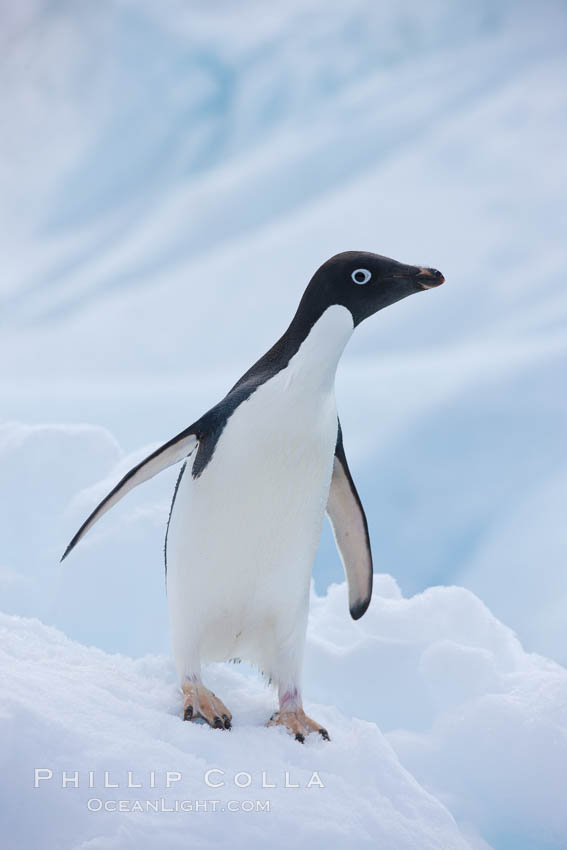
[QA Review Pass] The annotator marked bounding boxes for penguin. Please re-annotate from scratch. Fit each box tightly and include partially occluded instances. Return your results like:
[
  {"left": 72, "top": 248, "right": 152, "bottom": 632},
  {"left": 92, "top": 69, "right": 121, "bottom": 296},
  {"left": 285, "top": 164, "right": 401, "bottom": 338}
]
[{"left": 62, "top": 251, "right": 444, "bottom": 741}]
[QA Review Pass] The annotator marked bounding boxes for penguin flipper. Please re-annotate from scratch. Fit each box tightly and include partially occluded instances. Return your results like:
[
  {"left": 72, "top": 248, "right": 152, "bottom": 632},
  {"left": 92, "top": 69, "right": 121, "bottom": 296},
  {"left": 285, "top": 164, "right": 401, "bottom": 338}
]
[
  {"left": 326, "top": 422, "right": 373, "bottom": 620},
  {"left": 61, "top": 426, "right": 199, "bottom": 561}
]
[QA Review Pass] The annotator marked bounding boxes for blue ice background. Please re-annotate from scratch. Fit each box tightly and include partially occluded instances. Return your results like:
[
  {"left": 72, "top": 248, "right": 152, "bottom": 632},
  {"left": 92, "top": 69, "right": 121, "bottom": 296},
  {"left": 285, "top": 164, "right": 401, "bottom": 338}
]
[{"left": 1, "top": 0, "right": 566, "bottom": 662}]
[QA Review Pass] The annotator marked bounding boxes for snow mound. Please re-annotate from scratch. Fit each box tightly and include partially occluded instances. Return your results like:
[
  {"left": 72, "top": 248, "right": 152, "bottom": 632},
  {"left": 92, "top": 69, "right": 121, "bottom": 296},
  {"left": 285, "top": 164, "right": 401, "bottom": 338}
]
[
  {"left": 2, "top": 576, "right": 567, "bottom": 849},
  {"left": 0, "top": 613, "right": 470, "bottom": 850},
  {"left": 306, "top": 580, "right": 567, "bottom": 849}
]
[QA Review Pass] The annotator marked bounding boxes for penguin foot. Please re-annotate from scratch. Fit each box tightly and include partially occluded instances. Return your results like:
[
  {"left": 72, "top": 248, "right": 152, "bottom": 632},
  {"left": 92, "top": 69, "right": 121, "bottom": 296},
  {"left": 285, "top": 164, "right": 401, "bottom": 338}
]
[
  {"left": 267, "top": 708, "right": 330, "bottom": 742},
  {"left": 182, "top": 681, "right": 232, "bottom": 730}
]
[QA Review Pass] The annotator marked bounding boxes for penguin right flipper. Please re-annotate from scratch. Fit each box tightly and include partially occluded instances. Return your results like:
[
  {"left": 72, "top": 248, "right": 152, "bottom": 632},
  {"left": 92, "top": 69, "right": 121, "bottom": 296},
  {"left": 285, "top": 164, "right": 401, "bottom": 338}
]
[
  {"left": 326, "top": 421, "right": 373, "bottom": 620},
  {"left": 61, "top": 426, "right": 199, "bottom": 561}
]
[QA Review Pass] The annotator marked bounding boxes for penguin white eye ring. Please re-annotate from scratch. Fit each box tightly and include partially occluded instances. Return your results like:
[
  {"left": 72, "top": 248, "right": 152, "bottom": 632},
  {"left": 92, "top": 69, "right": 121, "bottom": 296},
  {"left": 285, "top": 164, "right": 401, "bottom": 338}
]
[
  {"left": 61, "top": 250, "right": 445, "bottom": 742},
  {"left": 351, "top": 268, "right": 372, "bottom": 285}
]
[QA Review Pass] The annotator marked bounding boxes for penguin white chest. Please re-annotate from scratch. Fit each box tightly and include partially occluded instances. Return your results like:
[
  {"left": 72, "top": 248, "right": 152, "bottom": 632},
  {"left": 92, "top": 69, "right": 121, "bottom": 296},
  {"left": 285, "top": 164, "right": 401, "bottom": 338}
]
[{"left": 166, "top": 306, "right": 354, "bottom": 672}]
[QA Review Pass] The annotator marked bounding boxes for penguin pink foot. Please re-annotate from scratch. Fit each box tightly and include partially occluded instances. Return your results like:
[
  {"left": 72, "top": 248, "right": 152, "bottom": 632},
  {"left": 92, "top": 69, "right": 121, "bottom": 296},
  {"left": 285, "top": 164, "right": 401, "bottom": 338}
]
[
  {"left": 268, "top": 688, "right": 329, "bottom": 742},
  {"left": 268, "top": 707, "right": 330, "bottom": 743}
]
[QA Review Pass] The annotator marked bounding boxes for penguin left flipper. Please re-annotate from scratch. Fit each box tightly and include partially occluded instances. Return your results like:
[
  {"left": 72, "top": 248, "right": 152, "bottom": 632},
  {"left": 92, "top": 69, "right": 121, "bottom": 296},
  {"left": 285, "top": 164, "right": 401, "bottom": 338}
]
[
  {"left": 326, "top": 421, "right": 373, "bottom": 620},
  {"left": 61, "top": 425, "right": 199, "bottom": 561}
]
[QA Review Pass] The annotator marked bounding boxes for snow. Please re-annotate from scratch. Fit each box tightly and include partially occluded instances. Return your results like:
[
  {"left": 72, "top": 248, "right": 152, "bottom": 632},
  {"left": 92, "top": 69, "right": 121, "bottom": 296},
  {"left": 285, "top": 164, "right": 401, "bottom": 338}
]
[
  {"left": 2, "top": 578, "right": 567, "bottom": 850},
  {"left": 0, "top": 608, "right": 470, "bottom": 850},
  {"left": 1, "top": 0, "right": 567, "bottom": 847},
  {"left": 308, "top": 580, "right": 567, "bottom": 848}
]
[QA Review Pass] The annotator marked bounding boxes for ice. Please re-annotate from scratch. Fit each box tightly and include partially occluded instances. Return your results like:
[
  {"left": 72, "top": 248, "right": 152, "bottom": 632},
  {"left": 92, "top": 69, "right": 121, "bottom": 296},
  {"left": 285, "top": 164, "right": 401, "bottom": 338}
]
[{"left": 2, "top": 0, "right": 566, "bottom": 665}]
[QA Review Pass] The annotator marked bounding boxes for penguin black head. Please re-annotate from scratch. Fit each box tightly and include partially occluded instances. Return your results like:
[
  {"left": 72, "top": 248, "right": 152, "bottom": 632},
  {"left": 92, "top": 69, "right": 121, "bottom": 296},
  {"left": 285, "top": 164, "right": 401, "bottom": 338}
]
[{"left": 299, "top": 251, "right": 445, "bottom": 328}]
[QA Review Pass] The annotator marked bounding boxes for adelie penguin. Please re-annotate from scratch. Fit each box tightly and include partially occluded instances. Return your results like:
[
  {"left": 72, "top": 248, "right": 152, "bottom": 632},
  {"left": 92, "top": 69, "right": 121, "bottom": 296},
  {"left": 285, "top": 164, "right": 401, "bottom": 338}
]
[{"left": 62, "top": 251, "right": 444, "bottom": 741}]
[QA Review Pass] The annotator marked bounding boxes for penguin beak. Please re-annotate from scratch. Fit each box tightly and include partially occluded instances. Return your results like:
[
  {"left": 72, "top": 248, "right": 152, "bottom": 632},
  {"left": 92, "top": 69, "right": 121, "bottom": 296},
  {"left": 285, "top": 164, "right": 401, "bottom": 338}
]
[
  {"left": 414, "top": 267, "right": 445, "bottom": 289},
  {"left": 385, "top": 262, "right": 445, "bottom": 290}
]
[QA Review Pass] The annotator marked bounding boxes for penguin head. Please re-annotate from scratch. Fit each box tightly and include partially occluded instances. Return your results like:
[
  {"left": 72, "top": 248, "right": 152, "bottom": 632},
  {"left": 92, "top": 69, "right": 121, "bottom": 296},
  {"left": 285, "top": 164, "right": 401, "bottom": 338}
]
[{"left": 303, "top": 251, "right": 444, "bottom": 327}]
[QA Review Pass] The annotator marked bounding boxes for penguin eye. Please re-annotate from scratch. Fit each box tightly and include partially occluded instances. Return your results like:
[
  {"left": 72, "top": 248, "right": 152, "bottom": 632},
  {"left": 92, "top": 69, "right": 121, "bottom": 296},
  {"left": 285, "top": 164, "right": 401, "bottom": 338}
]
[{"left": 351, "top": 268, "right": 372, "bottom": 285}]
